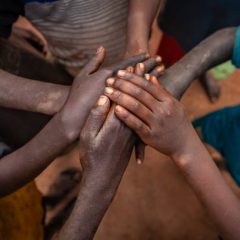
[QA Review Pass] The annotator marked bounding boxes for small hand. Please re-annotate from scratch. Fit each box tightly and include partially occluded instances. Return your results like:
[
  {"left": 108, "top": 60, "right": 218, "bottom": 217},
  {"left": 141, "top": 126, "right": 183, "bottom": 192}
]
[
  {"left": 60, "top": 47, "right": 148, "bottom": 141},
  {"left": 79, "top": 95, "right": 135, "bottom": 184},
  {"left": 126, "top": 56, "right": 165, "bottom": 163},
  {"left": 104, "top": 71, "right": 192, "bottom": 158}
]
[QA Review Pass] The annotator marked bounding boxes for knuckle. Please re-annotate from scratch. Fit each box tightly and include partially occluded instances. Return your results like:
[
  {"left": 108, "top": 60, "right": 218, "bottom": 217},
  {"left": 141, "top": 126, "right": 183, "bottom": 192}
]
[
  {"left": 165, "top": 97, "right": 175, "bottom": 107},
  {"left": 112, "top": 90, "right": 122, "bottom": 101},
  {"left": 132, "top": 101, "right": 140, "bottom": 111},
  {"left": 143, "top": 79, "right": 151, "bottom": 87},
  {"left": 135, "top": 121, "right": 144, "bottom": 132},
  {"left": 114, "top": 79, "right": 123, "bottom": 89},
  {"left": 142, "top": 127, "right": 150, "bottom": 137},
  {"left": 102, "top": 68, "right": 113, "bottom": 77},
  {"left": 133, "top": 86, "right": 143, "bottom": 97},
  {"left": 80, "top": 129, "right": 89, "bottom": 143}
]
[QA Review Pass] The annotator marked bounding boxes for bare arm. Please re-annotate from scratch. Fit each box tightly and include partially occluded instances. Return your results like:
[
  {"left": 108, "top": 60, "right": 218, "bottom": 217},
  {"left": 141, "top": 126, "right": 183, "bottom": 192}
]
[
  {"left": 161, "top": 27, "right": 236, "bottom": 99},
  {"left": 49, "top": 29, "right": 238, "bottom": 239},
  {"left": 0, "top": 69, "right": 69, "bottom": 115},
  {"left": 173, "top": 128, "right": 240, "bottom": 240},
  {"left": 126, "top": 0, "right": 160, "bottom": 56},
  {"left": 0, "top": 52, "right": 148, "bottom": 116},
  {"left": 105, "top": 71, "right": 240, "bottom": 240},
  {"left": 0, "top": 49, "right": 147, "bottom": 197},
  {"left": 54, "top": 96, "right": 135, "bottom": 240}
]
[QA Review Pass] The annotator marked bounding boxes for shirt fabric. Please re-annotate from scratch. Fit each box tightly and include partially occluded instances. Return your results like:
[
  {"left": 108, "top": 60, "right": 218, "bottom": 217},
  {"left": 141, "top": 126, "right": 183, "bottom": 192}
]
[
  {"left": 193, "top": 105, "right": 240, "bottom": 186},
  {"left": 232, "top": 26, "right": 240, "bottom": 68},
  {"left": 0, "top": 0, "right": 128, "bottom": 69},
  {"left": 158, "top": 0, "right": 240, "bottom": 52}
]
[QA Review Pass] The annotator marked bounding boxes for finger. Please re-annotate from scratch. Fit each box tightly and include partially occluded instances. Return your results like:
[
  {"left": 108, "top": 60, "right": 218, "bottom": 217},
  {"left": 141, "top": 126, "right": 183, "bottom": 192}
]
[
  {"left": 150, "top": 65, "right": 165, "bottom": 78},
  {"left": 150, "top": 75, "right": 160, "bottom": 86},
  {"left": 110, "top": 53, "right": 148, "bottom": 74},
  {"left": 139, "top": 56, "right": 162, "bottom": 74},
  {"left": 104, "top": 87, "right": 152, "bottom": 126},
  {"left": 80, "top": 46, "right": 105, "bottom": 76},
  {"left": 106, "top": 77, "right": 157, "bottom": 111},
  {"left": 117, "top": 70, "right": 169, "bottom": 102},
  {"left": 135, "top": 63, "right": 145, "bottom": 76},
  {"left": 126, "top": 66, "right": 134, "bottom": 73},
  {"left": 80, "top": 95, "right": 110, "bottom": 141},
  {"left": 115, "top": 105, "right": 150, "bottom": 140},
  {"left": 135, "top": 139, "right": 146, "bottom": 165}
]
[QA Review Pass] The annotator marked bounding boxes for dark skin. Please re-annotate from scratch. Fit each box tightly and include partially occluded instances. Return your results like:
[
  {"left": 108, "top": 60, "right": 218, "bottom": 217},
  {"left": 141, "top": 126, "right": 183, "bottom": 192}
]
[
  {"left": 0, "top": 47, "right": 150, "bottom": 197},
  {"left": 0, "top": 53, "right": 163, "bottom": 162},
  {"left": 0, "top": 26, "right": 234, "bottom": 162},
  {"left": 49, "top": 27, "right": 238, "bottom": 240},
  {"left": 0, "top": 28, "right": 235, "bottom": 238},
  {"left": 54, "top": 95, "right": 136, "bottom": 240},
  {"left": 126, "top": 0, "right": 160, "bottom": 56},
  {"left": 104, "top": 73, "right": 240, "bottom": 240}
]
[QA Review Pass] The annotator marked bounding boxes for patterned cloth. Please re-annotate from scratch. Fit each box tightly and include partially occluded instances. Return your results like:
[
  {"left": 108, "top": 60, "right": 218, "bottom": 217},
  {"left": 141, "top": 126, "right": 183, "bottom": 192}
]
[{"left": 0, "top": 0, "right": 128, "bottom": 69}]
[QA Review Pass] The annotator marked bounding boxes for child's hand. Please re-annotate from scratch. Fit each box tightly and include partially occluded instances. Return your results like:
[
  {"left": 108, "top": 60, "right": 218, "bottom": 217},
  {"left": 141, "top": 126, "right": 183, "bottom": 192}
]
[
  {"left": 79, "top": 95, "right": 134, "bottom": 183},
  {"left": 60, "top": 47, "right": 148, "bottom": 141},
  {"left": 104, "top": 71, "right": 193, "bottom": 158}
]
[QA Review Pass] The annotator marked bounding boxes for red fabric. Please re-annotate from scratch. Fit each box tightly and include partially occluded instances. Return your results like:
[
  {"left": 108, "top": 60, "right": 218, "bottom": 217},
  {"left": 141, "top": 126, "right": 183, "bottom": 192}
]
[{"left": 157, "top": 33, "right": 186, "bottom": 68}]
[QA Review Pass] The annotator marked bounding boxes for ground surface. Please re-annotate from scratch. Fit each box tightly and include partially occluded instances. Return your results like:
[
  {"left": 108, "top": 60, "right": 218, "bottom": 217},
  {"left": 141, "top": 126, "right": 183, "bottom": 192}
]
[{"left": 36, "top": 70, "right": 240, "bottom": 240}]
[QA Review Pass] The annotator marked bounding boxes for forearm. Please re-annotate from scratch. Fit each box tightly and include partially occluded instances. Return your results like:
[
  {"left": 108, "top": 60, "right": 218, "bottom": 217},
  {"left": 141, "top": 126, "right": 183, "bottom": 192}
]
[
  {"left": 0, "top": 70, "right": 69, "bottom": 115},
  {"left": 160, "top": 27, "right": 236, "bottom": 99},
  {"left": 0, "top": 112, "right": 73, "bottom": 197},
  {"left": 172, "top": 128, "right": 240, "bottom": 240},
  {"left": 54, "top": 172, "right": 122, "bottom": 240},
  {"left": 126, "top": 0, "right": 160, "bottom": 54}
]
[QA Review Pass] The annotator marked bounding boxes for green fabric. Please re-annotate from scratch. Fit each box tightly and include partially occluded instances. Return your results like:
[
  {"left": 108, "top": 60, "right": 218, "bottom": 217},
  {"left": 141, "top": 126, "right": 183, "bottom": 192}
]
[{"left": 210, "top": 61, "right": 236, "bottom": 80}]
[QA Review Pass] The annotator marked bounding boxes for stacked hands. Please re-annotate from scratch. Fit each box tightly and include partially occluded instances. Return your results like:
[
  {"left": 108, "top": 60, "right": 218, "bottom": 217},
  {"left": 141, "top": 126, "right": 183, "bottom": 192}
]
[{"left": 76, "top": 46, "right": 194, "bottom": 184}]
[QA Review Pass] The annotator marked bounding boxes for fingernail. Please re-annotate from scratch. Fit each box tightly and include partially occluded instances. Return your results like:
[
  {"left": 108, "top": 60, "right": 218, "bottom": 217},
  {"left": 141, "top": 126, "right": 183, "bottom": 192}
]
[
  {"left": 106, "top": 77, "right": 115, "bottom": 86},
  {"left": 97, "top": 95, "right": 108, "bottom": 106},
  {"left": 139, "top": 63, "right": 144, "bottom": 70},
  {"left": 105, "top": 87, "right": 114, "bottom": 95},
  {"left": 96, "top": 46, "right": 104, "bottom": 53},
  {"left": 127, "top": 66, "right": 134, "bottom": 73},
  {"left": 145, "top": 74, "right": 150, "bottom": 80},
  {"left": 151, "top": 76, "right": 157, "bottom": 82},
  {"left": 145, "top": 53, "right": 150, "bottom": 58},
  {"left": 115, "top": 105, "right": 123, "bottom": 113},
  {"left": 156, "top": 56, "right": 162, "bottom": 63},
  {"left": 157, "top": 65, "right": 165, "bottom": 72},
  {"left": 137, "top": 159, "right": 142, "bottom": 165},
  {"left": 118, "top": 70, "right": 126, "bottom": 77}
]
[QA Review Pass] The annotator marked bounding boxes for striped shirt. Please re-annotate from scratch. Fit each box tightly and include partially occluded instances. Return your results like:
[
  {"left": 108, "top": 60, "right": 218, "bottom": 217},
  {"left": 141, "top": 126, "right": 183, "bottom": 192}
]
[{"left": 0, "top": 0, "right": 129, "bottom": 70}]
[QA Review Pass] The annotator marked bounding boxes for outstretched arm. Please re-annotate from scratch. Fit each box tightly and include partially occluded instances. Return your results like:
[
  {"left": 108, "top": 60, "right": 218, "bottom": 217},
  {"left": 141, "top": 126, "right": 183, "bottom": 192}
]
[
  {"left": 105, "top": 72, "right": 240, "bottom": 240},
  {"left": 0, "top": 50, "right": 148, "bottom": 116},
  {"left": 0, "top": 48, "right": 148, "bottom": 197},
  {"left": 0, "top": 69, "right": 70, "bottom": 115},
  {"left": 161, "top": 27, "right": 236, "bottom": 99},
  {"left": 54, "top": 95, "right": 135, "bottom": 240},
  {"left": 126, "top": 0, "right": 160, "bottom": 56}
]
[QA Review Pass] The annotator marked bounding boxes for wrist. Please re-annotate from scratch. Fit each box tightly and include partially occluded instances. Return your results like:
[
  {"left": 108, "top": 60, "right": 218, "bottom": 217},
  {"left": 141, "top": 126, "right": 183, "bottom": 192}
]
[
  {"left": 56, "top": 109, "right": 79, "bottom": 142},
  {"left": 80, "top": 170, "right": 120, "bottom": 201},
  {"left": 170, "top": 126, "right": 203, "bottom": 169}
]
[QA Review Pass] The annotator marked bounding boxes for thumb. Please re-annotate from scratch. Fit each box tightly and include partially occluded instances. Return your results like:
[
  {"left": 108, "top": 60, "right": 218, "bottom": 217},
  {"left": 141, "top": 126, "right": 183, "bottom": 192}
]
[
  {"left": 80, "top": 46, "right": 105, "bottom": 76},
  {"left": 80, "top": 95, "right": 110, "bottom": 141}
]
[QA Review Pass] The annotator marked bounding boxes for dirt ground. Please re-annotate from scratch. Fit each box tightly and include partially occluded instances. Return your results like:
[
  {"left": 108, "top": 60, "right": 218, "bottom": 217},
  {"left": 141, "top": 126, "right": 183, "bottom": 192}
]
[{"left": 35, "top": 70, "right": 240, "bottom": 240}]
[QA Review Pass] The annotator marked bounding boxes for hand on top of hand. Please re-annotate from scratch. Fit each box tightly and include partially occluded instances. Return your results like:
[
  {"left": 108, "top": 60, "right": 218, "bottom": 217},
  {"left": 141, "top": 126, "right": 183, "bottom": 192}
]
[
  {"left": 59, "top": 47, "right": 148, "bottom": 142},
  {"left": 104, "top": 70, "right": 193, "bottom": 159},
  {"left": 79, "top": 95, "right": 135, "bottom": 185}
]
